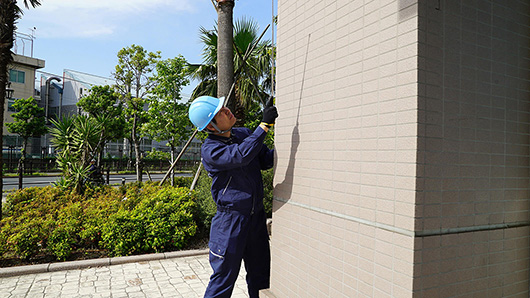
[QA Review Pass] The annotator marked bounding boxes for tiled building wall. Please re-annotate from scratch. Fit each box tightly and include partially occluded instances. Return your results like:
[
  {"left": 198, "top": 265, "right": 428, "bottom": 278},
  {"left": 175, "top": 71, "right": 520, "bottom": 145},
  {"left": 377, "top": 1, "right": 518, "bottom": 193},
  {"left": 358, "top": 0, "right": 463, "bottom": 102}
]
[
  {"left": 271, "top": 0, "right": 529, "bottom": 297},
  {"left": 415, "top": 1, "right": 529, "bottom": 296},
  {"left": 272, "top": 1, "right": 420, "bottom": 297}
]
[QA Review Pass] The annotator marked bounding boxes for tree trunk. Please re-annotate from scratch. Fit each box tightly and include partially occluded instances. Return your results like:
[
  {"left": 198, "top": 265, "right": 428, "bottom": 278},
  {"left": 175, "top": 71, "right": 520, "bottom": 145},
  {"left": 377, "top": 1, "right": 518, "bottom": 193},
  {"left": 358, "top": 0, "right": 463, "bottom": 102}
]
[
  {"left": 170, "top": 143, "right": 175, "bottom": 186},
  {"left": 131, "top": 113, "right": 142, "bottom": 182},
  {"left": 217, "top": 0, "right": 235, "bottom": 110},
  {"left": 18, "top": 138, "right": 28, "bottom": 189},
  {"left": 0, "top": 0, "right": 17, "bottom": 219}
]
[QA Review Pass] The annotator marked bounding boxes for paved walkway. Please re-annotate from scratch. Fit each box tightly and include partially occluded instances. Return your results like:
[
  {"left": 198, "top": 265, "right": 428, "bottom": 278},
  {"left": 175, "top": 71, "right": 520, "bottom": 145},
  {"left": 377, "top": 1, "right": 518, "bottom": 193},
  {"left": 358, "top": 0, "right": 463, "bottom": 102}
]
[{"left": 0, "top": 250, "right": 251, "bottom": 298}]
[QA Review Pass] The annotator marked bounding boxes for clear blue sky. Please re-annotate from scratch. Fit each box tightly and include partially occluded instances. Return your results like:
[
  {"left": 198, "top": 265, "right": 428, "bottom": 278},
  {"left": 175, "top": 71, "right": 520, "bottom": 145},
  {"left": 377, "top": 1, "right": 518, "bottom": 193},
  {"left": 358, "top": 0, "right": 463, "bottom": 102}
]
[{"left": 15, "top": 0, "right": 276, "bottom": 96}]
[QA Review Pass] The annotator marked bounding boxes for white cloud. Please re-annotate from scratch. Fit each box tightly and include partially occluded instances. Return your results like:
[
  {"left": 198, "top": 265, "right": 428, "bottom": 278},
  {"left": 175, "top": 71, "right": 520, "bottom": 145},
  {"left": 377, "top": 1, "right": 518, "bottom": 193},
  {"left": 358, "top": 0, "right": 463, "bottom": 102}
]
[
  {"left": 18, "top": 0, "right": 195, "bottom": 38},
  {"left": 36, "top": 0, "right": 194, "bottom": 14}
]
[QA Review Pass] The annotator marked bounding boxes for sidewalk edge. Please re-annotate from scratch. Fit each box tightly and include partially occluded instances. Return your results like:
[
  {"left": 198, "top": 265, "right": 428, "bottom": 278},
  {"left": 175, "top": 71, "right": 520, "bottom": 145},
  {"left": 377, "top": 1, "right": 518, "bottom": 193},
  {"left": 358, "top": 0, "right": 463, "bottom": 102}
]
[{"left": 0, "top": 248, "right": 209, "bottom": 278}]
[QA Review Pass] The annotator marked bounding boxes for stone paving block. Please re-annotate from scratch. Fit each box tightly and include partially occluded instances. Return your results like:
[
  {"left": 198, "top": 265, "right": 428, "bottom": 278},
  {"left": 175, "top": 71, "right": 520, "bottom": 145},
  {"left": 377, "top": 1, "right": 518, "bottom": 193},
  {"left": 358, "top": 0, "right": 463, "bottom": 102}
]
[
  {"left": 3, "top": 253, "right": 251, "bottom": 298},
  {"left": 57, "top": 289, "right": 79, "bottom": 297},
  {"left": 127, "top": 292, "right": 147, "bottom": 298},
  {"left": 109, "top": 289, "right": 128, "bottom": 297},
  {"left": 26, "top": 290, "right": 45, "bottom": 297}
]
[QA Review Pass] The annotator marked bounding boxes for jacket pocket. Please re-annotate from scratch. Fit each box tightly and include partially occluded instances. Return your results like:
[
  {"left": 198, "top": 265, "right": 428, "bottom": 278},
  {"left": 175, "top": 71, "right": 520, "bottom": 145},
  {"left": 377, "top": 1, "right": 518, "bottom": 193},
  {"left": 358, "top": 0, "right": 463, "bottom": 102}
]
[{"left": 208, "top": 211, "right": 232, "bottom": 258}]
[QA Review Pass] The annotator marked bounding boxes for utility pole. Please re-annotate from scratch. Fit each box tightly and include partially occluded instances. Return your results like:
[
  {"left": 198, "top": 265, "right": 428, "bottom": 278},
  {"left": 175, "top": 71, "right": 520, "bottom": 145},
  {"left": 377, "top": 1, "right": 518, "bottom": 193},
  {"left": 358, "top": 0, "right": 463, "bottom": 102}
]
[{"left": 217, "top": 0, "right": 235, "bottom": 111}]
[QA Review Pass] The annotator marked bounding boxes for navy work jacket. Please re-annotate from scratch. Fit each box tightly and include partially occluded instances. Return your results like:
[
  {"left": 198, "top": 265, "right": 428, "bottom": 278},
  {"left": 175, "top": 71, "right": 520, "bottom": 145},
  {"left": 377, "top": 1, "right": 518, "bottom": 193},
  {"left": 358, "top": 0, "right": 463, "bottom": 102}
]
[{"left": 201, "top": 127, "right": 274, "bottom": 214}]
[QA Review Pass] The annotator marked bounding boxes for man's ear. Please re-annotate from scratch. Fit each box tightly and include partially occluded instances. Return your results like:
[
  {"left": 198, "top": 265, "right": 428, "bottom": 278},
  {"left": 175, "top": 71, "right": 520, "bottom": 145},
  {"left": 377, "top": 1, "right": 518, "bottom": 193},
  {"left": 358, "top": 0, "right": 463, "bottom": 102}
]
[{"left": 205, "top": 123, "right": 215, "bottom": 132}]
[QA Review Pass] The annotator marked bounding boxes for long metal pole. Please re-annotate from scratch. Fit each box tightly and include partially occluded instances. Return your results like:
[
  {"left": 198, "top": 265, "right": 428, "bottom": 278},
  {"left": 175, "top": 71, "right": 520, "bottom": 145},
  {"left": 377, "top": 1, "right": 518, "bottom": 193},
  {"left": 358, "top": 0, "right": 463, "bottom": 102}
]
[
  {"left": 159, "top": 129, "right": 198, "bottom": 185},
  {"left": 190, "top": 163, "right": 202, "bottom": 191}
]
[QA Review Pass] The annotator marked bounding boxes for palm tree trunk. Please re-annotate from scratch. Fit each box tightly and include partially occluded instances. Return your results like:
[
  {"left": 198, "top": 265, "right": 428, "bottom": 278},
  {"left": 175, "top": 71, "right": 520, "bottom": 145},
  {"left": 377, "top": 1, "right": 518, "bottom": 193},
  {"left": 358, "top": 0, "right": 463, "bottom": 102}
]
[
  {"left": 217, "top": 0, "right": 234, "bottom": 110},
  {"left": 0, "top": 0, "right": 17, "bottom": 219}
]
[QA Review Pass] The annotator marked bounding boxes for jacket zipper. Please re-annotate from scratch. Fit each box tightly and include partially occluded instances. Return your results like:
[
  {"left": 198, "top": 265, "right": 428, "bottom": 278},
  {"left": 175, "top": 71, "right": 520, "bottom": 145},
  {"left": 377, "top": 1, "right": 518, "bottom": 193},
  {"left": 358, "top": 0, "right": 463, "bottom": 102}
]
[{"left": 222, "top": 176, "right": 232, "bottom": 195}]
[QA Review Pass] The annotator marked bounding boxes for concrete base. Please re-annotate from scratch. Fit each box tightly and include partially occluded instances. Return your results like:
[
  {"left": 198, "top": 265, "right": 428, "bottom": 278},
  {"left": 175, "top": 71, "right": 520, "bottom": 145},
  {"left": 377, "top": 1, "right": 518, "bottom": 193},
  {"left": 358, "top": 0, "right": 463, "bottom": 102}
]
[{"left": 260, "top": 289, "right": 277, "bottom": 298}]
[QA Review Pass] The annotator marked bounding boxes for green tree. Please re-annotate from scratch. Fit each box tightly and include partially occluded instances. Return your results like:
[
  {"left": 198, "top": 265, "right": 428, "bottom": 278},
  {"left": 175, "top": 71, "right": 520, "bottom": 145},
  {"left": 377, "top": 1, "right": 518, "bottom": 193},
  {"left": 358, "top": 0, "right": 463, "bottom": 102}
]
[
  {"left": 0, "top": 0, "right": 42, "bottom": 219},
  {"left": 77, "top": 85, "right": 126, "bottom": 164},
  {"left": 50, "top": 115, "right": 103, "bottom": 194},
  {"left": 143, "top": 55, "right": 191, "bottom": 184},
  {"left": 6, "top": 96, "right": 47, "bottom": 178},
  {"left": 113, "top": 44, "right": 161, "bottom": 182},
  {"left": 189, "top": 17, "right": 273, "bottom": 126}
]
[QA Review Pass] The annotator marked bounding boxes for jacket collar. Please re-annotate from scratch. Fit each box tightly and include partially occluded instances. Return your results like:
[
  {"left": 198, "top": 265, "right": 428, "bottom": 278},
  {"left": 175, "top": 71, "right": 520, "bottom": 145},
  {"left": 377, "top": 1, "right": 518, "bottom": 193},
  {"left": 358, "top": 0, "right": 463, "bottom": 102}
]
[{"left": 208, "top": 129, "right": 234, "bottom": 144}]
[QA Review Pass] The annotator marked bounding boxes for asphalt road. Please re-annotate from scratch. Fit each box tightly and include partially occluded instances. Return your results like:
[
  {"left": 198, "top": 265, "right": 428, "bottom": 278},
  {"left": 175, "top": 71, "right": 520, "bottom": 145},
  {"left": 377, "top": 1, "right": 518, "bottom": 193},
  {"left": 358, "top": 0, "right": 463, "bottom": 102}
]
[{"left": 1, "top": 172, "right": 192, "bottom": 202}]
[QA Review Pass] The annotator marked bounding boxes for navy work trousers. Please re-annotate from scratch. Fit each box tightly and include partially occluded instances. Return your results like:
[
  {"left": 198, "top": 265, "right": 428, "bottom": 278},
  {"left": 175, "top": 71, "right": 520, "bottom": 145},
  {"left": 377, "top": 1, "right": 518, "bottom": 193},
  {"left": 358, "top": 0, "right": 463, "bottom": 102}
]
[{"left": 204, "top": 208, "right": 270, "bottom": 298}]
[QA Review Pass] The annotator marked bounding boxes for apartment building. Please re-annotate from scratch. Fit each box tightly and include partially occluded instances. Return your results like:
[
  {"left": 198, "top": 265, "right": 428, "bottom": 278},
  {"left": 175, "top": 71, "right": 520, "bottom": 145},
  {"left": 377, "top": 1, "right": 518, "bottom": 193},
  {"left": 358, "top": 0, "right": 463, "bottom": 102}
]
[{"left": 4, "top": 54, "right": 45, "bottom": 156}]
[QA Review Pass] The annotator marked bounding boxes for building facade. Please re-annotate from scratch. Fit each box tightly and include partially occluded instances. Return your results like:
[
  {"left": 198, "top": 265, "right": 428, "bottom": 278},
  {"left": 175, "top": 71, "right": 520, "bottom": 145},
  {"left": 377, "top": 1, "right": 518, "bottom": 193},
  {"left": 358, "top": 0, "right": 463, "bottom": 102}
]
[
  {"left": 4, "top": 54, "right": 45, "bottom": 157},
  {"left": 40, "top": 69, "right": 201, "bottom": 161},
  {"left": 270, "top": 1, "right": 529, "bottom": 297}
]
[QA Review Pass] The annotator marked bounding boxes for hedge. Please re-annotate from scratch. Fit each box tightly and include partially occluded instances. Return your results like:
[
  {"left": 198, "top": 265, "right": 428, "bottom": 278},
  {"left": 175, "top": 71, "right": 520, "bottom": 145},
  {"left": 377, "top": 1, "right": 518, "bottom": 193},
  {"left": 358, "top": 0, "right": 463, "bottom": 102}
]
[{"left": 0, "top": 182, "right": 199, "bottom": 261}]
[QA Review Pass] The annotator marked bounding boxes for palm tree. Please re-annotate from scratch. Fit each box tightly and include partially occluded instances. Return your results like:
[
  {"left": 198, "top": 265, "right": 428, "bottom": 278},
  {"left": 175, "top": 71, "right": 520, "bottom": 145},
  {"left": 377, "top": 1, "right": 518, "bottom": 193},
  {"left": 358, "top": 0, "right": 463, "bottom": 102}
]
[
  {"left": 217, "top": 0, "right": 234, "bottom": 108},
  {"left": 50, "top": 115, "right": 104, "bottom": 194},
  {"left": 0, "top": 0, "right": 42, "bottom": 219},
  {"left": 189, "top": 17, "right": 273, "bottom": 126}
]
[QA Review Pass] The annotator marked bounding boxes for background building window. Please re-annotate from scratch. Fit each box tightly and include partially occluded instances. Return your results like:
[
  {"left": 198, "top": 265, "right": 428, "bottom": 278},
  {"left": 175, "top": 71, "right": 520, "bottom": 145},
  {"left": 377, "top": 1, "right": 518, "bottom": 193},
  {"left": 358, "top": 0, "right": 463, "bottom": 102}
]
[{"left": 9, "top": 69, "right": 25, "bottom": 84}]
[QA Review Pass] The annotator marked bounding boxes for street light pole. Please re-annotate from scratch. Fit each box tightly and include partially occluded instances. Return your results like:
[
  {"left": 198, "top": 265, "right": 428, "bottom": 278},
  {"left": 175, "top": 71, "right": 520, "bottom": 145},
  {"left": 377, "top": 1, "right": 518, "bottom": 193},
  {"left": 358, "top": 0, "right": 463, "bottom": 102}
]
[{"left": 2, "top": 83, "right": 15, "bottom": 219}]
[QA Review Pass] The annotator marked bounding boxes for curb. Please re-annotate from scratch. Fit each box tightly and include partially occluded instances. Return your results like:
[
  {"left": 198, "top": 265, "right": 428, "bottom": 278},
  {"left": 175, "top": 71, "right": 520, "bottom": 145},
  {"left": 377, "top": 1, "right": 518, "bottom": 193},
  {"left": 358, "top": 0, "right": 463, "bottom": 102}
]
[{"left": 0, "top": 248, "right": 209, "bottom": 278}]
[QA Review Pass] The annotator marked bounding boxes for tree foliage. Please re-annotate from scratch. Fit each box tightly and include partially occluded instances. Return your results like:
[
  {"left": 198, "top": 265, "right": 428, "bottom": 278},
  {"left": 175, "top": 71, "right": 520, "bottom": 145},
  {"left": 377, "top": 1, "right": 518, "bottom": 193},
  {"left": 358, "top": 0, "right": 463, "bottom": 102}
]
[
  {"left": 113, "top": 45, "right": 161, "bottom": 182},
  {"left": 6, "top": 96, "right": 48, "bottom": 150},
  {"left": 143, "top": 55, "right": 191, "bottom": 151},
  {"left": 77, "top": 85, "right": 126, "bottom": 163}
]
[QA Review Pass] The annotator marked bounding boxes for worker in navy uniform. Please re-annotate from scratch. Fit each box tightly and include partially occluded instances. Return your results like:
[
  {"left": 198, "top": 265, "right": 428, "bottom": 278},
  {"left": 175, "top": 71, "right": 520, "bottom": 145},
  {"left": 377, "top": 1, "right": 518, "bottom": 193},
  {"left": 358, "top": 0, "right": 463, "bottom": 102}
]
[{"left": 188, "top": 95, "right": 278, "bottom": 298}]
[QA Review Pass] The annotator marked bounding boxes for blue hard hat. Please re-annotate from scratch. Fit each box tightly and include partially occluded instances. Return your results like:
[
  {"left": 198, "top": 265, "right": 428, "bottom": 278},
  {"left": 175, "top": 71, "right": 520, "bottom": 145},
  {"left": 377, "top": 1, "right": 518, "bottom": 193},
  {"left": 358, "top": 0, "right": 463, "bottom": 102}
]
[{"left": 188, "top": 96, "right": 224, "bottom": 131}]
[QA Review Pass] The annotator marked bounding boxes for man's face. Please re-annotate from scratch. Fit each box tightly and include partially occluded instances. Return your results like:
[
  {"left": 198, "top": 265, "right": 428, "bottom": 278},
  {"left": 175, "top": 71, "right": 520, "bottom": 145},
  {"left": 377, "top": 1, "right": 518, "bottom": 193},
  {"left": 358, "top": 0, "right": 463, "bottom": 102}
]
[{"left": 208, "top": 107, "right": 236, "bottom": 132}]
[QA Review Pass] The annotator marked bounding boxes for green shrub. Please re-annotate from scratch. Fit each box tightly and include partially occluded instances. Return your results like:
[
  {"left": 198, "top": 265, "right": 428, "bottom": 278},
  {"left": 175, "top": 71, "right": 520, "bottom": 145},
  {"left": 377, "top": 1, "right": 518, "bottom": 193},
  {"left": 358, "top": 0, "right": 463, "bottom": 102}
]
[
  {"left": 0, "top": 231, "right": 7, "bottom": 256},
  {"left": 262, "top": 168, "right": 273, "bottom": 218},
  {"left": 48, "top": 227, "right": 74, "bottom": 261},
  {"left": 8, "top": 221, "right": 45, "bottom": 259},
  {"left": 78, "top": 189, "right": 122, "bottom": 248},
  {"left": 0, "top": 183, "right": 199, "bottom": 261},
  {"left": 47, "top": 202, "right": 85, "bottom": 260},
  {"left": 101, "top": 209, "right": 146, "bottom": 256},
  {"left": 194, "top": 169, "right": 216, "bottom": 232},
  {"left": 99, "top": 184, "right": 197, "bottom": 256},
  {"left": 173, "top": 175, "right": 193, "bottom": 188}
]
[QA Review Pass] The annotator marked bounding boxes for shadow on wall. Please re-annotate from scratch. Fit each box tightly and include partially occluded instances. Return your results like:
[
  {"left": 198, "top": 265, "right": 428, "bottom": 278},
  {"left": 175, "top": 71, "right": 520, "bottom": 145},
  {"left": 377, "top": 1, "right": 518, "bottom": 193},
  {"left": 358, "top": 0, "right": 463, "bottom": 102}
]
[
  {"left": 273, "top": 34, "right": 311, "bottom": 212},
  {"left": 273, "top": 123, "right": 299, "bottom": 211}
]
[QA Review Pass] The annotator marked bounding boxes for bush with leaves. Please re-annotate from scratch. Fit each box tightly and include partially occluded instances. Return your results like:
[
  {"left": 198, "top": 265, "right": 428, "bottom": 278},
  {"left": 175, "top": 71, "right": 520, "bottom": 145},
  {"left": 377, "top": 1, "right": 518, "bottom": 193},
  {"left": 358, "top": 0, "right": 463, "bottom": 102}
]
[
  {"left": 101, "top": 184, "right": 197, "bottom": 256},
  {"left": 193, "top": 168, "right": 216, "bottom": 232},
  {"left": 0, "top": 183, "right": 198, "bottom": 261}
]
